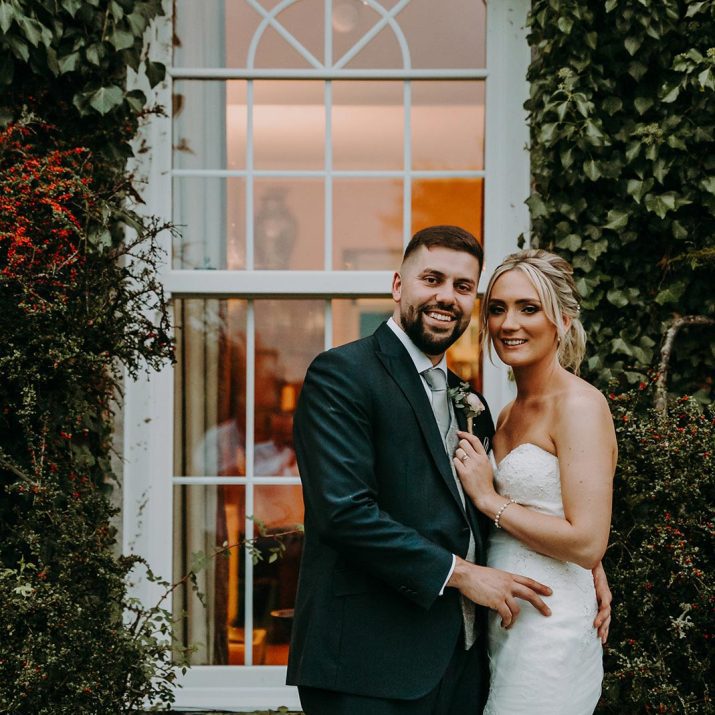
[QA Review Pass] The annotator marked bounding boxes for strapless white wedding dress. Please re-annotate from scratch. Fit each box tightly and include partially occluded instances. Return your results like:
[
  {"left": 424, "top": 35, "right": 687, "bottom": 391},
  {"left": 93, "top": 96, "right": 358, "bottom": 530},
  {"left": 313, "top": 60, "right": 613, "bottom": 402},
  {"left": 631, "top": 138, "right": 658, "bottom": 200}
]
[{"left": 483, "top": 443, "right": 603, "bottom": 715}]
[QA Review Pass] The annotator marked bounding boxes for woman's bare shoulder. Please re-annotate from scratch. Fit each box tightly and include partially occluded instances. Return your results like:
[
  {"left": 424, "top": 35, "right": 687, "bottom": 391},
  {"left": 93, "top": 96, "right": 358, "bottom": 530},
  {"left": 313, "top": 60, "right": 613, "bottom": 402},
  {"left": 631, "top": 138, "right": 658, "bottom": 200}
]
[
  {"left": 558, "top": 373, "right": 609, "bottom": 412},
  {"left": 496, "top": 400, "right": 515, "bottom": 430},
  {"left": 553, "top": 373, "right": 615, "bottom": 445}
]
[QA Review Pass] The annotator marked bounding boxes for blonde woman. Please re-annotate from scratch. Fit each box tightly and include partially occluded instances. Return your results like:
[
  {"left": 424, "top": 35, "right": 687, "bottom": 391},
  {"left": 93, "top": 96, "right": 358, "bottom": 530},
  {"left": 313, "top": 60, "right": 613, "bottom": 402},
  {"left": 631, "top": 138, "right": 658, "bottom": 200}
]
[{"left": 453, "top": 249, "right": 616, "bottom": 714}]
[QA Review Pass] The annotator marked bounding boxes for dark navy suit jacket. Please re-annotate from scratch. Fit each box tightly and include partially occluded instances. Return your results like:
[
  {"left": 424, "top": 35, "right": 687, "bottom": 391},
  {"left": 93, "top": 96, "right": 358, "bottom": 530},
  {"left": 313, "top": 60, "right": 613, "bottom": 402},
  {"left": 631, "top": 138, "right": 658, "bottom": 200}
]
[{"left": 287, "top": 322, "right": 495, "bottom": 699}]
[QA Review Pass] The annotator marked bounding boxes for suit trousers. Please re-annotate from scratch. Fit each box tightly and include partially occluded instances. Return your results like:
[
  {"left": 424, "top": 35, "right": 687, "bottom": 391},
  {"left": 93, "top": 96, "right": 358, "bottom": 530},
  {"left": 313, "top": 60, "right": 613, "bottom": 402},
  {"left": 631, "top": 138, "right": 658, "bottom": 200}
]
[{"left": 298, "top": 631, "right": 488, "bottom": 715}]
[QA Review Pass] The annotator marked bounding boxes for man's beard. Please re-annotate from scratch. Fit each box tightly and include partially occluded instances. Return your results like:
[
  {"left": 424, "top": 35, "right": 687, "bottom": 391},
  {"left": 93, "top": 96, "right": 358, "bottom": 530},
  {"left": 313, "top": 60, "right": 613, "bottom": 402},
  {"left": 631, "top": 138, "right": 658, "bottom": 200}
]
[{"left": 400, "top": 303, "right": 469, "bottom": 356}]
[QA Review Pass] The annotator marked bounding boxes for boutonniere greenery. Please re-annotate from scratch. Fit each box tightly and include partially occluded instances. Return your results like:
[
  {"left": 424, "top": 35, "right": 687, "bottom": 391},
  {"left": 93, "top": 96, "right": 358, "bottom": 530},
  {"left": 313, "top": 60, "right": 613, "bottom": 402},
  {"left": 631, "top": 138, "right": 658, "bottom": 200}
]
[{"left": 449, "top": 381, "right": 485, "bottom": 432}]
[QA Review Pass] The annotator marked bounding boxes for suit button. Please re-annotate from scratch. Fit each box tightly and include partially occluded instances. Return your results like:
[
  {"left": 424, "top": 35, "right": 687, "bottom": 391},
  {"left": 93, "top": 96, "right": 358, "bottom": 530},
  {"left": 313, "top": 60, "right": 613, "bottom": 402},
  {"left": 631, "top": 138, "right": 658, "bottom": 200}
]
[{"left": 461, "top": 526, "right": 470, "bottom": 534}]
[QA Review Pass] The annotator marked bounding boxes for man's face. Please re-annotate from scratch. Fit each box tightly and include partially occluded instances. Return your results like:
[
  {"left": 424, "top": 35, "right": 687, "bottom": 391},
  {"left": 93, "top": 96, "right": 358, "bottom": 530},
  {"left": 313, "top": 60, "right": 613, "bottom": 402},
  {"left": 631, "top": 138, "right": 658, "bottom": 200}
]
[{"left": 392, "top": 245, "right": 480, "bottom": 358}]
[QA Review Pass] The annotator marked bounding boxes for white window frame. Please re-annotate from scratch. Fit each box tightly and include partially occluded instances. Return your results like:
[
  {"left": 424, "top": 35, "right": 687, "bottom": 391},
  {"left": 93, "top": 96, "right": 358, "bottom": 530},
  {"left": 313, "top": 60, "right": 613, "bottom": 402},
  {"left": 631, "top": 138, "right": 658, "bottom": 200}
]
[{"left": 124, "top": 0, "right": 530, "bottom": 710}]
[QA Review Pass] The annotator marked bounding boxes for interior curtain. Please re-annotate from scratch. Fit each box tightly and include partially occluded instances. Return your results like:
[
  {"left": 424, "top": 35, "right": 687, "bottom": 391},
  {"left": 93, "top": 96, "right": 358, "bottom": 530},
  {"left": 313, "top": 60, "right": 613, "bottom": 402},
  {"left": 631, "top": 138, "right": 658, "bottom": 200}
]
[{"left": 172, "top": 0, "right": 228, "bottom": 665}]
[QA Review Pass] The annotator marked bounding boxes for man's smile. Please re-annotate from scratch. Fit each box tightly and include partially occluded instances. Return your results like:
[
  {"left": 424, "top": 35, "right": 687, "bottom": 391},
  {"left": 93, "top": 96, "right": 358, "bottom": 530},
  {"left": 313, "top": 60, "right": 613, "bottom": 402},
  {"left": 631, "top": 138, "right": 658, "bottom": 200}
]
[{"left": 423, "top": 308, "right": 458, "bottom": 326}]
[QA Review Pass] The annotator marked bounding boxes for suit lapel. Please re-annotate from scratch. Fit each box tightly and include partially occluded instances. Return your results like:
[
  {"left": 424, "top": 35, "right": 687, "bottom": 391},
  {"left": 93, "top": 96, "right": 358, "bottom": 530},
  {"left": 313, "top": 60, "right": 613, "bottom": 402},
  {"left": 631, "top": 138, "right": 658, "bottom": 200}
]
[{"left": 374, "top": 325, "right": 467, "bottom": 514}]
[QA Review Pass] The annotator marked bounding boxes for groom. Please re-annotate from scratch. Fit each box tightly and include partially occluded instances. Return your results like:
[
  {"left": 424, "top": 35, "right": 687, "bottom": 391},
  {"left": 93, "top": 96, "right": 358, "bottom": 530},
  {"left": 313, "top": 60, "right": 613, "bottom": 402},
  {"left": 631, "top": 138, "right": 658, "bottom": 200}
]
[{"left": 287, "top": 226, "right": 604, "bottom": 713}]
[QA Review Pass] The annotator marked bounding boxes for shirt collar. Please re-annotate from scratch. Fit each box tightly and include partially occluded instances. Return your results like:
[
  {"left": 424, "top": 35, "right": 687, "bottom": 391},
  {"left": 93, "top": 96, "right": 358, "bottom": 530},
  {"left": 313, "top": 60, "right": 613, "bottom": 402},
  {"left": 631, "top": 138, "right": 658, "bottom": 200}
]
[{"left": 386, "top": 317, "right": 448, "bottom": 377}]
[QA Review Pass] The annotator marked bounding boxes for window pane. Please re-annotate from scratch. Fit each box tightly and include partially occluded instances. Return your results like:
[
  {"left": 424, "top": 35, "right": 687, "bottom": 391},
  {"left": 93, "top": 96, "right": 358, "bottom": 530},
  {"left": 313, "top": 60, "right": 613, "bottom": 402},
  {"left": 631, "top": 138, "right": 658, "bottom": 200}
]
[
  {"left": 173, "top": 484, "right": 247, "bottom": 665},
  {"left": 332, "top": 298, "right": 394, "bottom": 348},
  {"left": 398, "top": 0, "right": 486, "bottom": 69},
  {"left": 411, "top": 178, "right": 484, "bottom": 244},
  {"left": 252, "top": 487, "right": 304, "bottom": 665},
  {"left": 175, "top": 299, "right": 325, "bottom": 478},
  {"left": 173, "top": 177, "right": 246, "bottom": 270},
  {"left": 447, "top": 301, "right": 483, "bottom": 391},
  {"left": 255, "top": 0, "right": 324, "bottom": 68},
  {"left": 172, "top": 484, "right": 304, "bottom": 666},
  {"left": 172, "top": 80, "right": 245, "bottom": 170},
  {"left": 333, "top": 81, "right": 403, "bottom": 170},
  {"left": 254, "top": 300, "right": 324, "bottom": 475},
  {"left": 412, "top": 81, "right": 485, "bottom": 171},
  {"left": 333, "top": 179, "right": 403, "bottom": 270},
  {"left": 338, "top": 21, "right": 404, "bottom": 70},
  {"left": 254, "top": 81, "right": 324, "bottom": 170},
  {"left": 254, "top": 180, "right": 324, "bottom": 270},
  {"left": 174, "top": 299, "right": 247, "bottom": 477}
]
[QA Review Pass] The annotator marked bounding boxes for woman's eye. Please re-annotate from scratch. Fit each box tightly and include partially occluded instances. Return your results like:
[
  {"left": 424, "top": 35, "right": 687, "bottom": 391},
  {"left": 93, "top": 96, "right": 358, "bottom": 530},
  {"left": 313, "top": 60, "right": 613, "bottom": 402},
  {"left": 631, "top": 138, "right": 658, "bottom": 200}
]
[
  {"left": 522, "top": 305, "right": 538, "bottom": 314},
  {"left": 488, "top": 305, "right": 504, "bottom": 315}
]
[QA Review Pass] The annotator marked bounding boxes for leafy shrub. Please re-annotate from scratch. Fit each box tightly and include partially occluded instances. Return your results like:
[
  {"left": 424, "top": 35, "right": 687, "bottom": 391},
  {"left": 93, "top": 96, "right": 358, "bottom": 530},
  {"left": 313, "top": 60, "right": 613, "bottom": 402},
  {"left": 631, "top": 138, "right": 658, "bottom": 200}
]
[
  {"left": 0, "top": 0, "right": 166, "bottom": 171},
  {"left": 599, "top": 388, "right": 714, "bottom": 713},
  {"left": 0, "top": 0, "right": 178, "bottom": 710},
  {"left": 526, "top": 0, "right": 715, "bottom": 399},
  {"left": 0, "top": 120, "right": 175, "bottom": 713}
]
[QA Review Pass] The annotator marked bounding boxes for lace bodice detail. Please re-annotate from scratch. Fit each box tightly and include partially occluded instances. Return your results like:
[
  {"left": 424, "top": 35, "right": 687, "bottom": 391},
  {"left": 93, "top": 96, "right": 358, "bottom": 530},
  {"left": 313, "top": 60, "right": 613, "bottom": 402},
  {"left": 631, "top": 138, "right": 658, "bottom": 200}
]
[{"left": 494, "top": 442, "right": 562, "bottom": 517}]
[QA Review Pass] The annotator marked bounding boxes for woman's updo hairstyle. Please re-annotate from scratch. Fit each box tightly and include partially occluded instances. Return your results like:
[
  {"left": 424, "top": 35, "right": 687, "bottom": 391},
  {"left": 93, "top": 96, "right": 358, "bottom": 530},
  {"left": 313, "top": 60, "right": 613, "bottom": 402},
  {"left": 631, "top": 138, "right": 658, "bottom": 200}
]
[{"left": 481, "top": 249, "right": 586, "bottom": 374}]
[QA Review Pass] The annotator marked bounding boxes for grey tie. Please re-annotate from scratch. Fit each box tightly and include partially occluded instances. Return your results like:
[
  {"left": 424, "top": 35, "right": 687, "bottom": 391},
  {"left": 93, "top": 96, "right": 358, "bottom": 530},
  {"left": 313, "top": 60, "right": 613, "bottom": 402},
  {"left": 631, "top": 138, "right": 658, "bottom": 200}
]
[
  {"left": 422, "top": 367, "right": 477, "bottom": 649},
  {"left": 422, "top": 367, "right": 451, "bottom": 436}
]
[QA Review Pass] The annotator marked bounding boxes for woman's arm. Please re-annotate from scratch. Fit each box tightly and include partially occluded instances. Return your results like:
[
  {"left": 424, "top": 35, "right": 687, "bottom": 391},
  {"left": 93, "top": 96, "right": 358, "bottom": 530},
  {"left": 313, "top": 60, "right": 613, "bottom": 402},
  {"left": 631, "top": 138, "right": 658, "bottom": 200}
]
[{"left": 454, "top": 390, "right": 616, "bottom": 570}]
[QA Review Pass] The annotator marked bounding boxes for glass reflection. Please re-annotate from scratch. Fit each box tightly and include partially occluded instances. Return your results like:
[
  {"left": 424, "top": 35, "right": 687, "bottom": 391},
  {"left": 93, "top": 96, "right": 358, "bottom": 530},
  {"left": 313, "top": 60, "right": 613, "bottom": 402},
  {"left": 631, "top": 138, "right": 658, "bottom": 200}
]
[
  {"left": 173, "top": 80, "right": 245, "bottom": 170},
  {"left": 333, "top": 81, "right": 403, "bottom": 170},
  {"left": 172, "top": 177, "right": 245, "bottom": 271},
  {"left": 173, "top": 484, "right": 304, "bottom": 666},
  {"left": 399, "top": 0, "right": 486, "bottom": 69},
  {"left": 412, "top": 178, "right": 484, "bottom": 245},
  {"left": 412, "top": 82, "right": 485, "bottom": 171},
  {"left": 332, "top": 298, "right": 393, "bottom": 348},
  {"left": 173, "top": 298, "right": 323, "bottom": 666},
  {"left": 333, "top": 179, "right": 403, "bottom": 270},
  {"left": 253, "top": 181, "right": 323, "bottom": 270},
  {"left": 252, "top": 486, "right": 305, "bottom": 665},
  {"left": 254, "top": 300, "right": 324, "bottom": 476},
  {"left": 173, "top": 484, "right": 247, "bottom": 665},
  {"left": 174, "top": 299, "right": 247, "bottom": 477},
  {"left": 253, "top": 81, "right": 324, "bottom": 170}
]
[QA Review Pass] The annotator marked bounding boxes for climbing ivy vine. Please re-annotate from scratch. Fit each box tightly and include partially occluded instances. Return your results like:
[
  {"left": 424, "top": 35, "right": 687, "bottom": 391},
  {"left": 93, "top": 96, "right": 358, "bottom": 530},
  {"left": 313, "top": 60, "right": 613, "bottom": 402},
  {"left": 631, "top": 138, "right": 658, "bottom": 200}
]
[{"left": 526, "top": 0, "right": 715, "bottom": 399}]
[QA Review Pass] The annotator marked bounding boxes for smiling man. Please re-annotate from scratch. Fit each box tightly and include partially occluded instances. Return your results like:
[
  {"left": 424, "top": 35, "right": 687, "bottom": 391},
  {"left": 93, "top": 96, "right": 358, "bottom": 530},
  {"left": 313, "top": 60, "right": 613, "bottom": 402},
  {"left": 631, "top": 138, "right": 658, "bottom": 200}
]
[
  {"left": 393, "top": 237, "right": 476, "bottom": 356},
  {"left": 287, "top": 226, "right": 556, "bottom": 715}
]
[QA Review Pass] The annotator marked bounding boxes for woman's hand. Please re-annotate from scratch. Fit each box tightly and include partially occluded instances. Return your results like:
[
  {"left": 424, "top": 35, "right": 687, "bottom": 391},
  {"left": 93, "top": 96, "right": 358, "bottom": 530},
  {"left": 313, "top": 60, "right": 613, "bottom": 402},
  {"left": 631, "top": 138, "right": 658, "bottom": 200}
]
[{"left": 453, "top": 430, "right": 500, "bottom": 513}]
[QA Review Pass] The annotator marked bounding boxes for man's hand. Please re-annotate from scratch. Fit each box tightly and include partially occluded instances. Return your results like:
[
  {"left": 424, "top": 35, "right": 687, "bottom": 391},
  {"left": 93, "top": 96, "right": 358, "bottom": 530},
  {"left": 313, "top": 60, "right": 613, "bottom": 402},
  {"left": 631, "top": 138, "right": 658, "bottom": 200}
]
[
  {"left": 592, "top": 561, "right": 612, "bottom": 644},
  {"left": 448, "top": 557, "right": 552, "bottom": 628}
]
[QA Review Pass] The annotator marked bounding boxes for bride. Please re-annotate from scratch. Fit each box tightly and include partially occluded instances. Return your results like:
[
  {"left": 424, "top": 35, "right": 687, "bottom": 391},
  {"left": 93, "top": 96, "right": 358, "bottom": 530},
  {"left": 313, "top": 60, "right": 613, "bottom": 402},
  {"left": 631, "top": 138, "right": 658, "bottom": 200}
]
[{"left": 453, "top": 249, "right": 616, "bottom": 714}]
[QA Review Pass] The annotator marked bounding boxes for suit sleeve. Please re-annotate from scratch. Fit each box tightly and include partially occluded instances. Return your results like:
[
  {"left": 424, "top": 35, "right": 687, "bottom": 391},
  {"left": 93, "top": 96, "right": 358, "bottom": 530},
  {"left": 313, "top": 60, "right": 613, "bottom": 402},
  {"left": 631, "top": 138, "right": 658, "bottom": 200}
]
[{"left": 294, "top": 349, "right": 454, "bottom": 610}]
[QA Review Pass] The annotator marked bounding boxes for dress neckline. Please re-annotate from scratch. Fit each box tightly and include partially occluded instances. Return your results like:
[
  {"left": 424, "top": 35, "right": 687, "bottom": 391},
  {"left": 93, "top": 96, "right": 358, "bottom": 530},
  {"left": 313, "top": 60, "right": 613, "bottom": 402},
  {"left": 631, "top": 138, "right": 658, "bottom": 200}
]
[{"left": 495, "top": 442, "right": 558, "bottom": 469}]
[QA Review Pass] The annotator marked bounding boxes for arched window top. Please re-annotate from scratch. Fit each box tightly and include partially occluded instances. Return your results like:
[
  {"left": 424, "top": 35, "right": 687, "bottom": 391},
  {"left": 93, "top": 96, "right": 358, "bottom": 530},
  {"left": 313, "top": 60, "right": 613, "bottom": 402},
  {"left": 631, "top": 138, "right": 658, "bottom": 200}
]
[
  {"left": 247, "top": 0, "right": 411, "bottom": 70},
  {"left": 174, "top": 0, "right": 486, "bottom": 73}
]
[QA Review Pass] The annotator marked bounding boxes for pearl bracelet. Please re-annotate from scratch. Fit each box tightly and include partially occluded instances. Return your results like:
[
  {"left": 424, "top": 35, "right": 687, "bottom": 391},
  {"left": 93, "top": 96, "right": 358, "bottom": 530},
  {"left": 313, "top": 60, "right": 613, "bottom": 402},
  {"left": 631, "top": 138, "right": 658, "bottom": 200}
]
[{"left": 494, "top": 498, "right": 517, "bottom": 529}]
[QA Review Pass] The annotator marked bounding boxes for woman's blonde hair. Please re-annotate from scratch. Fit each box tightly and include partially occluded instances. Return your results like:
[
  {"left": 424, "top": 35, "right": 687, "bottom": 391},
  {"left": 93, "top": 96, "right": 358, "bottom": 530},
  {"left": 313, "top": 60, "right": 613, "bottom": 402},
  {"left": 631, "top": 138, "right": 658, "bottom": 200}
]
[{"left": 481, "top": 249, "right": 586, "bottom": 374}]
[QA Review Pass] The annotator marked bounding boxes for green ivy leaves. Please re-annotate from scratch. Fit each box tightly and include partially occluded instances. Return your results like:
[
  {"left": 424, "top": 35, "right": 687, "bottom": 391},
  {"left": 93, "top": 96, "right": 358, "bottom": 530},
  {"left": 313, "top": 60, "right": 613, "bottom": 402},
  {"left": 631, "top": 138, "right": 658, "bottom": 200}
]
[
  {"left": 0, "top": 0, "right": 166, "bottom": 119},
  {"left": 527, "top": 0, "right": 715, "bottom": 400}
]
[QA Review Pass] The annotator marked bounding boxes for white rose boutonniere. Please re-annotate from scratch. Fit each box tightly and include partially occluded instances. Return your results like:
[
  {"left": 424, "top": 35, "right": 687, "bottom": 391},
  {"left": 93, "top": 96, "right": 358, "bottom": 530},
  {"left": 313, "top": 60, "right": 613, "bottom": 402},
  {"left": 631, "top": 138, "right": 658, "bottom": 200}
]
[{"left": 448, "top": 381, "right": 485, "bottom": 432}]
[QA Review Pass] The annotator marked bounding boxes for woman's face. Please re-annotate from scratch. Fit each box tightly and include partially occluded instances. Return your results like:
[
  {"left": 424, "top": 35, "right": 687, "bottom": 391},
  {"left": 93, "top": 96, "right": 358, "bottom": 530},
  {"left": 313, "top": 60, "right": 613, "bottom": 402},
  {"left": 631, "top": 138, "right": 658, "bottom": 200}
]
[{"left": 486, "top": 268, "right": 560, "bottom": 369}]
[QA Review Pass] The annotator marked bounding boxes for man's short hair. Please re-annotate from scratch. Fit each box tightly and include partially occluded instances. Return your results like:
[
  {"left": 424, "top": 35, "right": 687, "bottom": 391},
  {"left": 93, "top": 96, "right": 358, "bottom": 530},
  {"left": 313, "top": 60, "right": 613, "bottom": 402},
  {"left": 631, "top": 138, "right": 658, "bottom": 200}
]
[{"left": 403, "top": 225, "right": 483, "bottom": 267}]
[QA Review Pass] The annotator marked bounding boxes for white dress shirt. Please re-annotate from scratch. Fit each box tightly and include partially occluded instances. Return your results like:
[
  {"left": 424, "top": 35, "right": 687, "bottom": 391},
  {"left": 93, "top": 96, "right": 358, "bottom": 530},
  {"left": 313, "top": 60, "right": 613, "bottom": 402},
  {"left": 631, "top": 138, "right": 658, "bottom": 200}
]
[{"left": 386, "top": 317, "right": 457, "bottom": 594}]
